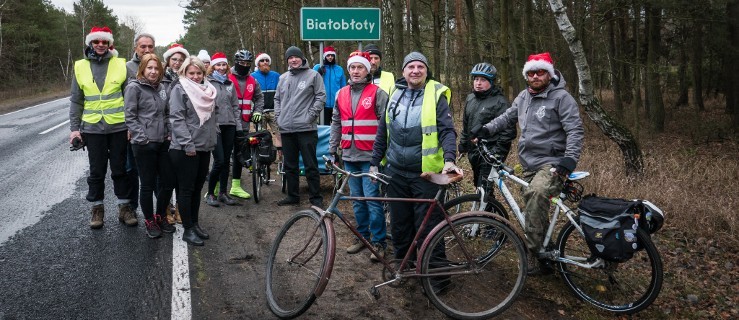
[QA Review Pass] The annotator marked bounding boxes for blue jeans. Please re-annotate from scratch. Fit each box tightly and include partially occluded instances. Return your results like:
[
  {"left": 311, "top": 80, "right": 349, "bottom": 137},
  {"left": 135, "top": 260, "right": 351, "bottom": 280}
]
[{"left": 344, "top": 161, "right": 386, "bottom": 246}]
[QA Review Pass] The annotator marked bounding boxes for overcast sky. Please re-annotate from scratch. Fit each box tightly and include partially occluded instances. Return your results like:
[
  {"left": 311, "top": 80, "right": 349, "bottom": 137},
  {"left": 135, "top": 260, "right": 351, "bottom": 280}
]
[{"left": 49, "top": 0, "right": 187, "bottom": 45}]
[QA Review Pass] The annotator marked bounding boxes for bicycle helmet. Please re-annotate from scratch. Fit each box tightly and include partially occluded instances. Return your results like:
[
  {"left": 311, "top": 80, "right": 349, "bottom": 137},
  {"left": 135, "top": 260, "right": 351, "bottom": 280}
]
[
  {"left": 234, "top": 49, "right": 254, "bottom": 62},
  {"left": 470, "top": 62, "right": 497, "bottom": 81}
]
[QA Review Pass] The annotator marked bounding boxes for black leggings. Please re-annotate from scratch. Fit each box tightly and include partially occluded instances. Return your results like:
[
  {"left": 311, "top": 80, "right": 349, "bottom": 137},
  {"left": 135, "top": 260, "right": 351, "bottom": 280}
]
[
  {"left": 132, "top": 142, "right": 175, "bottom": 220},
  {"left": 208, "top": 125, "right": 236, "bottom": 194},
  {"left": 169, "top": 149, "right": 210, "bottom": 229}
]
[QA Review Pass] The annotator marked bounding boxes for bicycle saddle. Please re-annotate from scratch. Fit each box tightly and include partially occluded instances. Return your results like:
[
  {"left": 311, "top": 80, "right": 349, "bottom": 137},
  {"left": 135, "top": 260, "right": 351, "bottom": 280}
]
[{"left": 420, "top": 172, "right": 463, "bottom": 186}]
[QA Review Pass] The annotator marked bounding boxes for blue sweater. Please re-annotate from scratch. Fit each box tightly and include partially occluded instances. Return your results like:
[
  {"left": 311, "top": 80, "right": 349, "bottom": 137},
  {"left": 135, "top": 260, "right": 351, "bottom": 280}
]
[{"left": 313, "top": 63, "right": 346, "bottom": 109}]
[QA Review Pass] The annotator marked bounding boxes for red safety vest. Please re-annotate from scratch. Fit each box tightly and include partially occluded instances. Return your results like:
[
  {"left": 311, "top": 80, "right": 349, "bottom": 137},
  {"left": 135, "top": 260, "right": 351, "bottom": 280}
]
[
  {"left": 337, "top": 84, "right": 379, "bottom": 151},
  {"left": 229, "top": 74, "right": 256, "bottom": 122}
]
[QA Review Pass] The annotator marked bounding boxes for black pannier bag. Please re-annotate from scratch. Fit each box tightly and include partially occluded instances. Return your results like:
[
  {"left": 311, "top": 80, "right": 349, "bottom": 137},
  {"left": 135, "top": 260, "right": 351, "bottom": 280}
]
[
  {"left": 250, "top": 130, "right": 276, "bottom": 164},
  {"left": 577, "top": 195, "right": 643, "bottom": 262}
]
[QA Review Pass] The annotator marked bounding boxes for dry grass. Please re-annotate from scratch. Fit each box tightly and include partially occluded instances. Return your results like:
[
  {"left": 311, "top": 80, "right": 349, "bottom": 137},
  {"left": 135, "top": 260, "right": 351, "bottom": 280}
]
[{"left": 0, "top": 82, "right": 70, "bottom": 114}]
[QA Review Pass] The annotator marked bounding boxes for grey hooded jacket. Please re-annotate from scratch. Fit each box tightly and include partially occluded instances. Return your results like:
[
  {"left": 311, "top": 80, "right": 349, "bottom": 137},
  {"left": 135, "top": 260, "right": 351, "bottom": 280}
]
[
  {"left": 124, "top": 79, "right": 171, "bottom": 144},
  {"left": 168, "top": 83, "right": 219, "bottom": 153},
  {"left": 126, "top": 53, "right": 141, "bottom": 79},
  {"left": 208, "top": 75, "right": 242, "bottom": 131},
  {"left": 484, "top": 70, "right": 584, "bottom": 171},
  {"left": 274, "top": 60, "right": 326, "bottom": 133},
  {"left": 328, "top": 81, "right": 389, "bottom": 162},
  {"left": 69, "top": 48, "right": 129, "bottom": 134}
]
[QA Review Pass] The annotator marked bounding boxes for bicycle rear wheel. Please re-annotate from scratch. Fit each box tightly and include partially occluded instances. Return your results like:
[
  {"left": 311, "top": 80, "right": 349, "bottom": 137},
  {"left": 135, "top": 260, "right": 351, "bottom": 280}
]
[
  {"left": 420, "top": 215, "right": 527, "bottom": 319},
  {"left": 266, "top": 210, "right": 332, "bottom": 319},
  {"left": 556, "top": 222, "right": 663, "bottom": 314}
]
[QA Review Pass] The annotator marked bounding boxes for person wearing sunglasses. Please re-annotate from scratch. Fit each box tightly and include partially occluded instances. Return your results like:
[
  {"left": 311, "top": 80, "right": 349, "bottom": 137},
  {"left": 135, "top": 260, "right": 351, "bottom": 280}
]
[
  {"left": 69, "top": 26, "right": 136, "bottom": 229},
  {"left": 471, "top": 52, "right": 584, "bottom": 276}
]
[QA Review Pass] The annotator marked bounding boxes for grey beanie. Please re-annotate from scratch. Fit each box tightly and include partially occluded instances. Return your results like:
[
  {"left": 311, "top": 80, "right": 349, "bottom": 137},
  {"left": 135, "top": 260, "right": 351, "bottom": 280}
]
[
  {"left": 402, "top": 51, "right": 429, "bottom": 69},
  {"left": 285, "top": 46, "right": 305, "bottom": 61},
  {"left": 364, "top": 44, "right": 382, "bottom": 58}
]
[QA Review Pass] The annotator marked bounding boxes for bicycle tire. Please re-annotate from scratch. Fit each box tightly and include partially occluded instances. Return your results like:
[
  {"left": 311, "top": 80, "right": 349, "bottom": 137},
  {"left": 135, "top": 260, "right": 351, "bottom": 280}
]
[
  {"left": 420, "top": 214, "right": 527, "bottom": 319},
  {"left": 266, "top": 210, "right": 332, "bottom": 319},
  {"left": 443, "top": 193, "right": 509, "bottom": 219},
  {"left": 556, "top": 222, "right": 663, "bottom": 314},
  {"left": 251, "top": 148, "right": 261, "bottom": 203}
]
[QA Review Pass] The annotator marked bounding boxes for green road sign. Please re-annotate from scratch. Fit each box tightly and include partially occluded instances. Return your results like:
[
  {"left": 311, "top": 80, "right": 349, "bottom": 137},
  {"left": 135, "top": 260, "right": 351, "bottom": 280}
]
[{"left": 301, "top": 7, "right": 381, "bottom": 41}]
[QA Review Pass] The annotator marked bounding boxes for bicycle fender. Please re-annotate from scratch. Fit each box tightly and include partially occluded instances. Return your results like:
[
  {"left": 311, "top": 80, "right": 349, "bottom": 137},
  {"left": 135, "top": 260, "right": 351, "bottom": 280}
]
[{"left": 417, "top": 211, "right": 525, "bottom": 266}]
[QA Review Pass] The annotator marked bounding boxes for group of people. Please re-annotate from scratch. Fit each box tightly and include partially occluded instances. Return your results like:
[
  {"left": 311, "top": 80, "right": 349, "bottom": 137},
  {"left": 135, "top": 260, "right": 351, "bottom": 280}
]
[{"left": 70, "top": 26, "right": 584, "bottom": 279}]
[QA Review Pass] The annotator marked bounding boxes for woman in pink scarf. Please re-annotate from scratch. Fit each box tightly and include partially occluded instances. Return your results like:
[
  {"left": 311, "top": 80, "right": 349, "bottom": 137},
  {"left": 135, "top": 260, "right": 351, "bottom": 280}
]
[{"left": 168, "top": 56, "right": 219, "bottom": 246}]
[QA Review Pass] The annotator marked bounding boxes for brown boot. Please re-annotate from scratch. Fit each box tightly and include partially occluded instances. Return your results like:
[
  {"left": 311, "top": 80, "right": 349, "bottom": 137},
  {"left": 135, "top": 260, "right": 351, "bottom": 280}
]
[
  {"left": 174, "top": 203, "right": 182, "bottom": 224},
  {"left": 118, "top": 203, "right": 138, "bottom": 227},
  {"left": 165, "top": 203, "right": 176, "bottom": 224},
  {"left": 90, "top": 205, "right": 104, "bottom": 229}
]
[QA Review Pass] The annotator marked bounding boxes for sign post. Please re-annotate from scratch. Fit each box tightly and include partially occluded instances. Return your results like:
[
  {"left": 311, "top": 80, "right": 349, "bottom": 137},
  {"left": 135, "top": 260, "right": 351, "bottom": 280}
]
[{"left": 300, "top": 7, "right": 381, "bottom": 41}]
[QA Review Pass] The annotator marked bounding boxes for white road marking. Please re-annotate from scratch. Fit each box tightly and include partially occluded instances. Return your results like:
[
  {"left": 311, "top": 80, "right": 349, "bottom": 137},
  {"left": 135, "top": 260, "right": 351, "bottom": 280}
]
[
  {"left": 171, "top": 225, "right": 192, "bottom": 320},
  {"left": 39, "top": 120, "right": 70, "bottom": 135},
  {"left": 0, "top": 97, "right": 69, "bottom": 118}
]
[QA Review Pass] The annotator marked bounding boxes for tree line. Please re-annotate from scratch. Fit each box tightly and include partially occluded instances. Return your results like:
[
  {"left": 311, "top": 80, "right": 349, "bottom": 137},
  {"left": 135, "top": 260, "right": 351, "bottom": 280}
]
[{"left": 1, "top": 0, "right": 737, "bottom": 171}]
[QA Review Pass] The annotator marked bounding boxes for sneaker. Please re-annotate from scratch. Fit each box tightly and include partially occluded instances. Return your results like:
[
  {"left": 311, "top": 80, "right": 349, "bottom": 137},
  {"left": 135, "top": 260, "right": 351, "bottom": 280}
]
[
  {"left": 218, "top": 193, "right": 239, "bottom": 206},
  {"left": 90, "top": 205, "right": 104, "bottom": 229},
  {"left": 346, "top": 238, "right": 366, "bottom": 254},
  {"left": 526, "top": 252, "right": 554, "bottom": 276},
  {"left": 144, "top": 219, "right": 162, "bottom": 238},
  {"left": 277, "top": 197, "right": 300, "bottom": 206},
  {"left": 118, "top": 203, "right": 138, "bottom": 227},
  {"left": 369, "top": 243, "right": 386, "bottom": 262},
  {"left": 205, "top": 194, "right": 220, "bottom": 207},
  {"left": 155, "top": 214, "right": 175, "bottom": 233}
]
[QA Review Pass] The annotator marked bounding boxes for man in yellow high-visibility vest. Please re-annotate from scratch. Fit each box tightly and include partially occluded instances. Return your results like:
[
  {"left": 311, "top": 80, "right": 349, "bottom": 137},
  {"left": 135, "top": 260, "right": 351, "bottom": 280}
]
[
  {"left": 69, "top": 26, "right": 137, "bottom": 229},
  {"left": 370, "top": 52, "right": 463, "bottom": 296}
]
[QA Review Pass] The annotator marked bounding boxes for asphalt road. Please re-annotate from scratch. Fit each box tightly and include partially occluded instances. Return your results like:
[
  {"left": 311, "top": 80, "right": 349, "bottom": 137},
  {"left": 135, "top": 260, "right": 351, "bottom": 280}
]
[{"left": 0, "top": 99, "right": 175, "bottom": 319}]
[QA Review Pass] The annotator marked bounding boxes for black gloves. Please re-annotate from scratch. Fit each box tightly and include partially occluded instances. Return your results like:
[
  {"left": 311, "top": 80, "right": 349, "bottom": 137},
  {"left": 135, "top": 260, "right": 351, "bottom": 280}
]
[
  {"left": 470, "top": 124, "right": 491, "bottom": 140},
  {"left": 555, "top": 157, "right": 577, "bottom": 177}
]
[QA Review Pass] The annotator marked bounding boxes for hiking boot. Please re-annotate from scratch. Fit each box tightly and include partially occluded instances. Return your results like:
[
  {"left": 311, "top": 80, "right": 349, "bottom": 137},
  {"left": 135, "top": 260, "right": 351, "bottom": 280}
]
[
  {"left": 90, "top": 205, "right": 104, "bottom": 229},
  {"left": 527, "top": 252, "right": 554, "bottom": 276},
  {"left": 155, "top": 214, "right": 176, "bottom": 233},
  {"left": 144, "top": 219, "right": 162, "bottom": 239},
  {"left": 165, "top": 203, "right": 176, "bottom": 224},
  {"left": 118, "top": 203, "right": 138, "bottom": 227},
  {"left": 182, "top": 228, "right": 204, "bottom": 246},
  {"left": 205, "top": 194, "right": 220, "bottom": 207},
  {"left": 277, "top": 197, "right": 300, "bottom": 206},
  {"left": 369, "top": 243, "right": 386, "bottom": 262},
  {"left": 229, "top": 179, "right": 251, "bottom": 199},
  {"left": 218, "top": 193, "right": 239, "bottom": 206},
  {"left": 174, "top": 204, "right": 182, "bottom": 224},
  {"left": 310, "top": 199, "right": 324, "bottom": 208},
  {"left": 193, "top": 223, "right": 209, "bottom": 240},
  {"left": 346, "top": 238, "right": 366, "bottom": 254}
]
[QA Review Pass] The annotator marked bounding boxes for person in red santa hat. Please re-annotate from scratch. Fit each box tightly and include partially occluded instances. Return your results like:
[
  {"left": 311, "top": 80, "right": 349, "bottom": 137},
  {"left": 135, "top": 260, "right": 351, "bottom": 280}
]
[
  {"left": 69, "top": 26, "right": 137, "bottom": 229},
  {"left": 471, "top": 52, "right": 584, "bottom": 276},
  {"left": 313, "top": 45, "right": 346, "bottom": 125}
]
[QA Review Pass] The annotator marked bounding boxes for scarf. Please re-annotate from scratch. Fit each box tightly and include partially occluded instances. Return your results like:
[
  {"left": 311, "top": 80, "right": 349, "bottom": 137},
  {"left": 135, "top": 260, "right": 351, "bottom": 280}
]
[
  {"left": 179, "top": 77, "right": 217, "bottom": 127},
  {"left": 165, "top": 67, "right": 179, "bottom": 81},
  {"left": 211, "top": 71, "right": 228, "bottom": 83},
  {"left": 137, "top": 77, "right": 160, "bottom": 90},
  {"left": 473, "top": 86, "right": 495, "bottom": 99}
]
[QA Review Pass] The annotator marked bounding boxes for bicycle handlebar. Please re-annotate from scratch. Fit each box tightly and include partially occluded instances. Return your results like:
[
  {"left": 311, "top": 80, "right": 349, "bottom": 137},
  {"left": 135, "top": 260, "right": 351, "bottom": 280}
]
[
  {"left": 322, "top": 155, "right": 391, "bottom": 185},
  {"left": 478, "top": 141, "right": 515, "bottom": 173}
]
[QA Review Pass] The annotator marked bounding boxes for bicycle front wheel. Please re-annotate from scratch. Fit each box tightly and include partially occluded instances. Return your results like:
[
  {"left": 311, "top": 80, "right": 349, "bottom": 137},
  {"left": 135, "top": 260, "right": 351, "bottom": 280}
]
[
  {"left": 266, "top": 210, "right": 332, "bottom": 319},
  {"left": 444, "top": 193, "right": 508, "bottom": 219},
  {"left": 556, "top": 222, "right": 663, "bottom": 314},
  {"left": 420, "top": 215, "right": 527, "bottom": 319}
]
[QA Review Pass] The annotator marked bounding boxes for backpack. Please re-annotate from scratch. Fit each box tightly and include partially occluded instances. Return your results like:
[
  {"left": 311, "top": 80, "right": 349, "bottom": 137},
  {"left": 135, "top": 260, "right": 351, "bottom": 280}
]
[{"left": 577, "top": 195, "right": 644, "bottom": 262}]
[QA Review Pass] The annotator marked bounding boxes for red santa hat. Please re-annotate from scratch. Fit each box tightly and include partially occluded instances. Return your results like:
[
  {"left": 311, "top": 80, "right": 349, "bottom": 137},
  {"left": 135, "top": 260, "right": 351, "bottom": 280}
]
[
  {"left": 323, "top": 46, "right": 337, "bottom": 59},
  {"left": 255, "top": 53, "right": 271, "bottom": 65},
  {"left": 522, "top": 52, "right": 558, "bottom": 80},
  {"left": 210, "top": 52, "right": 227, "bottom": 65},
  {"left": 85, "top": 26, "right": 114, "bottom": 46},
  {"left": 163, "top": 43, "right": 190, "bottom": 63},
  {"left": 346, "top": 51, "right": 371, "bottom": 73}
]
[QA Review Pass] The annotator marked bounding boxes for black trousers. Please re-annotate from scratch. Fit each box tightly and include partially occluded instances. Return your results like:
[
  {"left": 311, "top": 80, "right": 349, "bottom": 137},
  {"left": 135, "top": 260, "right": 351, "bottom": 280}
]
[
  {"left": 126, "top": 142, "right": 139, "bottom": 209},
  {"left": 385, "top": 166, "right": 446, "bottom": 264},
  {"left": 82, "top": 131, "right": 130, "bottom": 203},
  {"left": 208, "top": 125, "right": 236, "bottom": 194},
  {"left": 169, "top": 150, "right": 210, "bottom": 229},
  {"left": 132, "top": 142, "right": 175, "bottom": 220},
  {"left": 281, "top": 131, "right": 322, "bottom": 203}
]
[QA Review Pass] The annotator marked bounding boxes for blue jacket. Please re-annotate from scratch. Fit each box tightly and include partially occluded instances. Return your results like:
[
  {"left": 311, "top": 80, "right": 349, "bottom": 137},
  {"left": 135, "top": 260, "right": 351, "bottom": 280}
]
[
  {"left": 313, "top": 63, "right": 346, "bottom": 109},
  {"left": 251, "top": 70, "right": 280, "bottom": 110}
]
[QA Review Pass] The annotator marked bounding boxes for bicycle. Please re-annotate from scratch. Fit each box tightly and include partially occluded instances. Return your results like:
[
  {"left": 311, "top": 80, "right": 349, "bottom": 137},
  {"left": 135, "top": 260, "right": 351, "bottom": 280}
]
[
  {"left": 444, "top": 141, "right": 663, "bottom": 314},
  {"left": 243, "top": 110, "right": 277, "bottom": 203},
  {"left": 265, "top": 156, "right": 528, "bottom": 320}
]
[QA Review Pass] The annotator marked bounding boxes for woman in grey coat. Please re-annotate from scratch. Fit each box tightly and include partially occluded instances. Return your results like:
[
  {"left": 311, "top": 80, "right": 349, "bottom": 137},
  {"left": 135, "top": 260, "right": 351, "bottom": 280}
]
[
  {"left": 168, "top": 57, "right": 219, "bottom": 246},
  {"left": 124, "top": 53, "right": 177, "bottom": 238}
]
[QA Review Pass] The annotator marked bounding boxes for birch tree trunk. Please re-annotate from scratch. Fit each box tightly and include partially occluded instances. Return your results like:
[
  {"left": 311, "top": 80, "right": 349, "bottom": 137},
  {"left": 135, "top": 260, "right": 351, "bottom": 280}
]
[{"left": 547, "top": 0, "right": 644, "bottom": 175}]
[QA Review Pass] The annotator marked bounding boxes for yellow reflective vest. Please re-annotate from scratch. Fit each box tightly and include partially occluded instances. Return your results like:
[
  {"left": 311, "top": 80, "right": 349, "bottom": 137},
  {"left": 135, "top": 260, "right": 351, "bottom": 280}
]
[
  {"left": 74, "top": 58, "right": 127, "bottom": 125},
  {"left": 376, "top": 71, "right": 395, "bottom": 95},
  {"left": 386, "top": 80, "right": 452, "bottom": 173}
]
